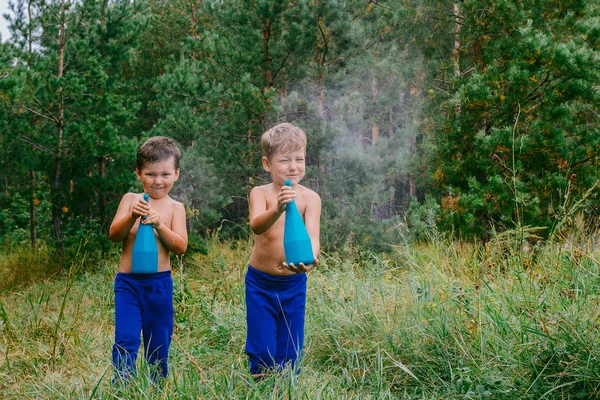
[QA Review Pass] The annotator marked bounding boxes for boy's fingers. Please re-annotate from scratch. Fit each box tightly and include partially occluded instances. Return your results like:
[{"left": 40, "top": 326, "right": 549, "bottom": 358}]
[
  {"left": 285, "top": 262, "right": 300, "bottom": 273},
  {"left": 299, "top": 262, "right": 314, "bottom": 272}
]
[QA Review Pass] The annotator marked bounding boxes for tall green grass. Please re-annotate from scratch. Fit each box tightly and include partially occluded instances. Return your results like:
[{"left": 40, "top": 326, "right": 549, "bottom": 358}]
[{"left": 1, "top": 231, "right": 599, "bottom": 398}]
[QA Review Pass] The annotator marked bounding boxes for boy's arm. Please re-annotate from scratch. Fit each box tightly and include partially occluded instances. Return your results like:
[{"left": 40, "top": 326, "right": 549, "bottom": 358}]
[
  {"left": 108, "top": 193, "right": 140, "bottom": 242},
  {"left": 152, "top": 202, "right": 188, "bottom": 255},
  {"left": 249, "top": 186, "right": 294, "bottom": 235}
]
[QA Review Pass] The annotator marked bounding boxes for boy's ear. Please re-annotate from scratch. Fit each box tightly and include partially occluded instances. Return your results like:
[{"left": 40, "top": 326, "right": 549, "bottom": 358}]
[
  {"left": 174, "top": 168, "right": 180, "bottom": 181},
  {"left": 261, "top": 156, "right": 271, "bottom": 172},
  {"left": 135, "top": 168, "right": 142, "bottom": 180}
]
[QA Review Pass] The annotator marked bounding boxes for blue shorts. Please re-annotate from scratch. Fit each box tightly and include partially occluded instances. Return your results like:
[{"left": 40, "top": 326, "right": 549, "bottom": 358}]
[
  {"left": 245, "top": 265, "right": 307, "bottom": 374},
  {"left": 112, "top": 271, "right": 173, "bottom": 381}
]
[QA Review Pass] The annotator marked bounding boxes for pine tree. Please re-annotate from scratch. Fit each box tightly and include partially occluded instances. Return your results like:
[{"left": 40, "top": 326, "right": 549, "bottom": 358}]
[
  {"left": 1, "top": 0, "right": 149, "bottom": 254},
  {"left": 417, "top": 0, "right": 600, "bottom": 237},
  {"left": 150, "top": 0, "right": 318, "bottom": 233}
]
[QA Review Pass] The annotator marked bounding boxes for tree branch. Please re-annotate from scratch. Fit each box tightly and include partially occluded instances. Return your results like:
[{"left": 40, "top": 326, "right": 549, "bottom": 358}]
[
  {"left": 270, "top": 51, "right": 291, "bottom": 84},
  {"left": 22, "top": 104, "right": 58, "bottom": 123},
  {"left": 34, "top": 97, "right": 59, "bottom": 121},
  {"left": 19, "top": 134, "right": 53, "bottom": 154}
]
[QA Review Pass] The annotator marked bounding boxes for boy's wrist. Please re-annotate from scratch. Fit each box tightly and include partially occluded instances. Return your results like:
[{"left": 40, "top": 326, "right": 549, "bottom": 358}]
[{"left": 152, "top": 221, "right": 163, "bottom": 230}]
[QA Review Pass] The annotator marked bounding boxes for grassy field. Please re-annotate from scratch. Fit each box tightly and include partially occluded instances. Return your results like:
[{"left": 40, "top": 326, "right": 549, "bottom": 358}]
[{"left": 1, "top": 231, "right": 599, "bottom": 399}]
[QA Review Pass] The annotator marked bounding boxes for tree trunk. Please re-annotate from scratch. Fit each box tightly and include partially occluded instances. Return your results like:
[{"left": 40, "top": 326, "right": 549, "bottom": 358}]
[
  {"left": 29, "top": 167, "right": 37, "bottom": 249},
  {"left": 371, "top": 77, "right": 379, "bottom": 144},
  {"left": 371, "top": 122, "right": 380, "bottom": 144},
  {"left": 316, "top": 48, "right": 325, "bottom": 119},
  {"left": 189, "top": 0, "right": 203, "bottom": 40},
  {"left": 27, "top": 0, "right": 33, "bottom": 53},
  {"left": 51, "top": 0, "right": 66, "bottom": 255},
  {"left": 262, "top": 18, "right": 272, "bottom": 88},
  {"left": 261, "top": 16, "right": 272, "bottom": 127},
  {"left": 315, "top": 8, "right": 326, "bottom": 119},
  {"left": 98, "top": 155, "right": 106, "bottom": 227},
  {"left": 248, "top": 121, "right": 254, "bottom": 185},
  {"left": 26, "top": 1, "right": 37, "bottom": 249},
  {"left": 317, "top": 68, "right": 325, "bottom": 119},
  {"left": 453, "top": 2, "right": 461, "bottom": 116},
  {"left": 389, "top": 107, "right": 393, "bottom": 137},
  {"left": 453, "top": 2, "right": 461, "bottom": 78},
  {"left": 280, "top": 79, "right": 288, "bottom": 104}
]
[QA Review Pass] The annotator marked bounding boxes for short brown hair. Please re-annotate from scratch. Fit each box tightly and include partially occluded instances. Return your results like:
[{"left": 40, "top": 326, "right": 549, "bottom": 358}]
[
  {"left": 136, "top": 136, "right": 182, "bottom": 170},
  {"left": 261, "top": 123, "right": 307, "bottom": 159}
]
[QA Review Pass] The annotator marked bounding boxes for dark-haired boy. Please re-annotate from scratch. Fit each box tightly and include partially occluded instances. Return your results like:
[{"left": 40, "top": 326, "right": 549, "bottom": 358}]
[{"left": 108, "top": 136, "right": 188, "bottom": 382}]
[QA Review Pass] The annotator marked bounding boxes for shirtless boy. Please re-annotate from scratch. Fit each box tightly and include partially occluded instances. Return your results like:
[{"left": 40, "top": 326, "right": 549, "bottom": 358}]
[
  {"left": 108, "top": 136, "right": 188, "bottom": 382},
  {"left": 245, "top": 122, "right": 321, "bottom": 376}
]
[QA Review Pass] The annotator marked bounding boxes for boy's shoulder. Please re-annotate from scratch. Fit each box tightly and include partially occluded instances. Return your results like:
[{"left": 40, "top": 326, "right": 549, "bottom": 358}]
[
  {"left": 296, "top": 184, "right": 321, "bottom": 200},
  {"left": 120, "top": 192, "right": 140, "bottom": 202},
  {"left": 250, "top": 183, "right": 274, "bottom": 196},
  {"left": 164, "top": 195, "right": 185, "bottom": 209}
]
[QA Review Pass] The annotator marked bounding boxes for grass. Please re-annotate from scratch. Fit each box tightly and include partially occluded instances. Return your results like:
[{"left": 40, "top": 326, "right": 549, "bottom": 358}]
[{"left": 1, "top": 231, "right": 600, "bottom": 399}]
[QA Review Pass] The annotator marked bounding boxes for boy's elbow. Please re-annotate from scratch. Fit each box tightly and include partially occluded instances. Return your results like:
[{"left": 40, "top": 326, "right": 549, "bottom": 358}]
[
  {"left": 249, "top": 222, "right": 263, "bottom": 235},
  {"left": 108, "top": 230, "right": 122, "bottom": 243},
  {"left": 174, "top": 243, "right": 187, "bottom": 256},
  {"left": 173, "top": 238, "right": 188, "bottom": 255}
]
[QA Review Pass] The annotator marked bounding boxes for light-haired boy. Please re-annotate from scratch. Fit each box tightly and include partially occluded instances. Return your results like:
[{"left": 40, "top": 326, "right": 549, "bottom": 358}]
[
  {"left": 246, "top": 122, "right": 321, "bottom": 376},
  {"left": 108, "top": 136, "right": 188, "bottom": 382}
]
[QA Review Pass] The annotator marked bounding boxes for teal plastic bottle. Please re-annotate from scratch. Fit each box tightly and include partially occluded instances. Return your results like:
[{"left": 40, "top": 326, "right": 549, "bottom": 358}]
[
  {"left": 131, "top": 193, "right": 159, "bottom": 274},
  {"left": 283, "top": 179, "right": 314, "bottom": 266}
]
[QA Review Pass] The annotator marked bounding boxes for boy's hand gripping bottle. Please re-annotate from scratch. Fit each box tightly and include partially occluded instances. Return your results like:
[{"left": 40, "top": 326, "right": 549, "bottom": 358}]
[
  {"left": 283, "top": 179, "right": 314, "bottom": 266},
  {"left": 132, "top": 193, "right": 159, "bottom": 273}
]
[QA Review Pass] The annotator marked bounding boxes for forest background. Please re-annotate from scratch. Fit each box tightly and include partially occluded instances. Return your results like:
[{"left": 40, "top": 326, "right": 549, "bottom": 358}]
[
  {"left": 0, "top": 0, "right": 599, "bottom": 398},
  {"left": 0, "top": 0, "right": 598, "bottom": 255}
]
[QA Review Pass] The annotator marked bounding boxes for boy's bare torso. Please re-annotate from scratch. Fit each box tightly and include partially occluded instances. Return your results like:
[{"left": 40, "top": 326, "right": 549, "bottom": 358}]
[
  {"left": 248, "top": 183, "right": 317, "bottom": 276},
  {"left": 118, "top": 193, "right": 180, "bottom": 273}
]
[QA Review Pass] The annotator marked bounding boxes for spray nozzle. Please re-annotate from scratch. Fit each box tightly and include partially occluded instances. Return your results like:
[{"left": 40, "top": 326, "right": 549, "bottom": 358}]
[
  {"left": 142, "top": 193, "right": 149, "bottom": 220},
  {"left": 284, "top": 179, "right": 292, "bottom": 187}
]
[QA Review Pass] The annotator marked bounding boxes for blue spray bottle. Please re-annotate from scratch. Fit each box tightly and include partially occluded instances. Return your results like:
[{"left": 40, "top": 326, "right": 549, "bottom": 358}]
[
  {"left": 283, "top": 179, "right": 314, "bottom": 266},
  {"left": 131, "top": 193, "right": 159, "bottom": 273}
]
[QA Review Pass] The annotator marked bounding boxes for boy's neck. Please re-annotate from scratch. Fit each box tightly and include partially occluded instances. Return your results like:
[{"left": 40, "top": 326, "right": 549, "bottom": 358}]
[
  {"left": 273, "top": 180, "right": 302, "bottom": 190},
  {"left": 146, "top": 193, "right": 170, "bottom": 201}
]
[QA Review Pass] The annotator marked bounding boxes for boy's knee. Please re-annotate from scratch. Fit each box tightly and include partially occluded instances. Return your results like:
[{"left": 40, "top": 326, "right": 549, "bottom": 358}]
[{"left": 114, "top": 329, "right": 141, "bottom": 352}]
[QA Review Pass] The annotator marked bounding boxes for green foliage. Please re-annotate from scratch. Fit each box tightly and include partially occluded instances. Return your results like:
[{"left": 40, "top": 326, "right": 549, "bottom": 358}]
[
  {"left": 0, "top": 0, "right": 151, "bottom": 253},
  {"left": 1, "top": 0, "right": 599, "bottom": 253},
  {"left": 418, "top": 0, "right": 600, "bottom": 238},
  {"left": 404, "top": 195, "right": 442, "bottom": 242}
]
